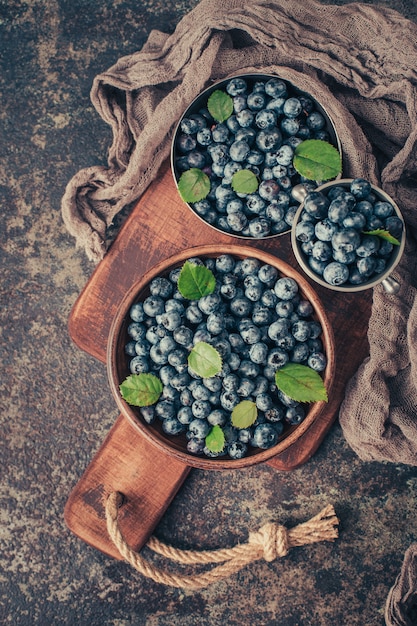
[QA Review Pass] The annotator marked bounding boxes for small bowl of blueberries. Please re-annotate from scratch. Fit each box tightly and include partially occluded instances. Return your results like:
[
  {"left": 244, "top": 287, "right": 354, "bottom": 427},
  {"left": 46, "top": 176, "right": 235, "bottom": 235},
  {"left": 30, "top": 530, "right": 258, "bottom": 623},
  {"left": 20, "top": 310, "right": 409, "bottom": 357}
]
[
  {"left": 291, "top": 178, "right": 406, "bottom": 293},
  {"left": 171, "top": 73, "right": 342, "bottom": 239},
  {"left": 107, "top": 244, "right": 336, "bottom": 470}
]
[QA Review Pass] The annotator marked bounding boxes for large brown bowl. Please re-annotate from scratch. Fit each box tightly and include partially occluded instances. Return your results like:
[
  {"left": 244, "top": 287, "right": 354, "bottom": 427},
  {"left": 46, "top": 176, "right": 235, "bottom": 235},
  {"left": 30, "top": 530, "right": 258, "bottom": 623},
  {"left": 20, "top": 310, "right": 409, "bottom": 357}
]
[{"left": 107, "top": 244, "right": 336, "bottom": 470}]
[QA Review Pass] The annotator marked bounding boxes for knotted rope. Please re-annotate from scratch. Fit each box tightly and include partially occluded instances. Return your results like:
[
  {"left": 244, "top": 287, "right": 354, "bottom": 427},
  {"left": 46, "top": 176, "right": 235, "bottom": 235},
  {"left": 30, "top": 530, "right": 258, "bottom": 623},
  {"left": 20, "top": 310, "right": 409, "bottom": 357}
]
[{"left": 105, "top": 491, "right": 339, "bottom": 589}]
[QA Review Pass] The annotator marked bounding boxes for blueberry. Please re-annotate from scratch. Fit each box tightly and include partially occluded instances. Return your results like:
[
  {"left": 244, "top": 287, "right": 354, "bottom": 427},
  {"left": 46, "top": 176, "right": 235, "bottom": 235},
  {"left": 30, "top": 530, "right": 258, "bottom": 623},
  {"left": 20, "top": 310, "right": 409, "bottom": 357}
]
[
  {"left": 236, "top": 109, "right": 255, "bottom": 128},
  {"left": 311, "top": 240, "right": 332, "bottom": 262},
  {"left": 220, "top": 390, "right": 240, "bottom": 411},
  {"left": 233, "top": 94, "right": 247, "bottom": 113},
  {"left": 198, "top": 292, "right": 221, "bottom": 314},
  {"left": 249, "top": 342, "right": 269, "bottom": 364},
  {"left": 207, "top": 143, "right": 229, "bottom": 165},
  {"left": 247, "top": 92, "right": 266, "bottom": 110},
  {"left": 267, "top": 347, "right": 289, "bottom": 370},
  {"left": 252, "top": 423, "right": 279, "bottom": 449},
  {"left": 322, "top": 261, "right": 349, "bottom": 286},
  {"left": 226, "top": 77, "right": 247, "bottom": 96},
  {"left": 227, "top": 441, "right": 248, "bottom": 459},
  {"left": 134, "top": 339, "right": 151, "bottom": 357},
  {"left": 129, "top": 302, "right": 145, "bottom": 323},
  {"left": 274, "top": 277, "right": 299, "bottom": 300},
  {"left": 258, "top": 179, "right": 281, "bottom": 202},
  {"left": 129, "top": 356, "right": 150, "bottom": 374},
  {"left": 292, "top": 320, "right": 311, "bottom": 342},
  {"left": 285, "top": 405, "right": 305, "bottom": 425},
  {"left": 239, "top": 359, "right": 260, "bottom": 378},
  {"left": 127, "top": 322, "right": 147, "bottom": 341},
  {"left": 265, "top": 78, "right": 287, "bottom": 98},
  {"left": 229, "top": 140, "right": 251, "bottom": 162},
  {"left": 255, "top": 109, "right": 277, "bottom": 129},
  {"left": 196, "top": 127, "right": 212, "bottom": 146},
  {"left": 256, "top": 393, "right": 274, "bottom": 411},
  {"left": 155, "top": 400, "right": 177, "bottom": 420},
  {"left": 248, "top": 218, "right": 271, "bottom": 238},
  {"left": 185, "top": 304, "right": 203, "bottom": 325},
  {"left": 350, "top": 178, "right": 372, "bottom": 199},
  {"left": 173, "top": 325, "right": 193, "bottom": 349},
  {"left": 177, "top": 133, "right": 197, "bottom": 153},
  {"left": 125, "top": 340, "right": 137, "bottom": 356},
  {"left": 207, "top": 409, "right": 227, "bottom": 426},
  {"left": 227, "top": 211, "right": 248, "bottom": 232},
  {"left": 291, "top": 342, "right": 310, "bottom": 363},
  {"left": 356, "top": 235, "right": 380, "bottom": 257},
  {"left": 357, "top": 256, "right": 377, "bottom": 277},
  {"left": 342, "top": 211, "right": 367, "bottom": 229},
  {"left": 191, "top": 400, "right": 212, "bottom": 419},
  {"left": 157, "top": 311, "right": 182, "bottom": 331},
  {"left": 265, "top": 407, "right": 285, "bottom": 423},
  {"left": 328, "top": 197, "right": 351, "bottom": 224},
  {"left": 268, "top": 318, "right": 291, "bottom": 341},
  {"left": 256, "top": 128, "right": 282, "bottom": 152},
  {"left": 303, "top": 191, "right": 330, "bottom": 219},
  {"left": 246, "top": 194, "right": 266, "bottom": 214},
  {"left": 307, "top": 352, "right": 327, "bottom": 371},
  {"left": 331, "top": 229, "right": 361, "bottom": 253},
  {"left": 140, "top": 406, "right": 156, "bottom": 424},
  {"left": 295, "top": 220, "right": 315, "bottom": 243},
  {"left": 230, "top": 296, "right": 253, "bottom": 317},
  {"left": 188, "top": 418, "right": 211, "bottom": 439},
  {"left": 384, "top": 216, "right": 403, "bottom": 240},
  {"left": 306, "top": 111, "right": 326, "bottom": 130},
  {"left": 187, "top": 438, "right": 206, "bottom": 455},
  {"left": 280, "top": 117, "right": 299, "bottom": 136},
  {"left": 143, "top": 295, "right": 165, "bottom": 318},
  {"left": 283, "top": 97, "right": 302, "bottom": 118}
]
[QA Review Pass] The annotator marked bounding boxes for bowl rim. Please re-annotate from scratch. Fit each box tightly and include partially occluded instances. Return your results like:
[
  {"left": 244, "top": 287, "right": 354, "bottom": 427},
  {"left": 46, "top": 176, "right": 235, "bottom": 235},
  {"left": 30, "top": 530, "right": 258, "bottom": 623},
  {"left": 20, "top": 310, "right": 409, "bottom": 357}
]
[
  {"left": 291, "top": 178, "right": 406, "bottom": 293},
  {"left": 107, "top": 243, "right": 336, "bottom": 470},
  {"left": 170, "top": 72, "right": 343, "bottom": 241}
]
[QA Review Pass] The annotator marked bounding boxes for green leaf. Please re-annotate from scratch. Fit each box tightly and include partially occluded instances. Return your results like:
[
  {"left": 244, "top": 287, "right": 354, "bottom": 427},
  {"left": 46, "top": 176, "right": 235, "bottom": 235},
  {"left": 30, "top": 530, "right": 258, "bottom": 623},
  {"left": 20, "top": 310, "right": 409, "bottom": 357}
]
[
  {"left": 188, "top": 341, "right": 222, "bottom": 378},
  {"left": 207, "top": 90, "right": 233, "bottom": 123},
  {"left": 119, "top": 373, "right": 163, "bottom": 407},
  {"left": 363, "top": 228, "right": 401, "bottom": 246},
  {"left": 293, "top": 139, "right": 341, "bottom": 182},
  {"left": 177, "top": 168, "right": 210, "bottom": 203},
  {"left": 231, "top": 400, "right": 258, "bottom": 429},
  {"left": 178, "top": 261, "right": 216, "bottom": 300},
  {"left": 275, "top": 363, "right": 328, "bottom": 403},
  {"left": 205, "top": 425, "right": 226, "bottom": 453},
  {"left": 231, "top": 169, "right": 259, "bottom": 194}
]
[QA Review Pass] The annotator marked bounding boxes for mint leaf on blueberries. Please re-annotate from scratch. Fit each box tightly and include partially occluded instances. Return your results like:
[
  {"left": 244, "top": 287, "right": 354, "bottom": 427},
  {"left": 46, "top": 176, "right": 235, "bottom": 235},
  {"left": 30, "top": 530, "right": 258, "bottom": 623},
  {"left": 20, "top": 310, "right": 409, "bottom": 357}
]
[
  {"left": 177, "top": 168, "right": 210, "bottom": 203},
  {"left": 207, "top": 90, "right": 233, "bottom": 123},
  {"left": 293, "top": 139, "right": 341, "bottom": 182},
  {"left": 178, "top": 261, "right": 216, "bottom": 300},
  {"left": 231, "top": 169, "right": 259, "bottom": 194},
  {"left": 275, "top": 363, "right": 328, "bottom": 403},
  {"left": 188, "top": 341, "right": 222, "bottom": 378},
  {"left": 120, "top": 373, "right": 163, "bottom": 407},
  {"left": 363, "top": 228, "right": 401, "bottom": 245},
  {"left": 231, "top": 400, "right": 258, "bottom": 429},
  {"left": 205, "top": 425, "right": 226, "bottom": 453}
]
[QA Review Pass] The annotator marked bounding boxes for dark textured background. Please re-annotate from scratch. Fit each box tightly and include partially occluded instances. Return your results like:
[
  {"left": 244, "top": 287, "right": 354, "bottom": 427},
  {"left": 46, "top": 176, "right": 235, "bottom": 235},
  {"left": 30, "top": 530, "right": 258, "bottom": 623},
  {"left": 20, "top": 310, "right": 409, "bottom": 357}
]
[{"left": 1, "top": 1, "right": 417, "bottom": 624}]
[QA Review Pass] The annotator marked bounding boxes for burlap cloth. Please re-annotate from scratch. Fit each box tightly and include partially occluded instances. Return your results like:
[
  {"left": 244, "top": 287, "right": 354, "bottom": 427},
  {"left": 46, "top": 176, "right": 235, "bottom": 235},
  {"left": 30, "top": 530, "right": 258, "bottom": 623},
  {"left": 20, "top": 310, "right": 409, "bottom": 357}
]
[{"left": 61, "top": 0, "right": 417, "bottom": 619}]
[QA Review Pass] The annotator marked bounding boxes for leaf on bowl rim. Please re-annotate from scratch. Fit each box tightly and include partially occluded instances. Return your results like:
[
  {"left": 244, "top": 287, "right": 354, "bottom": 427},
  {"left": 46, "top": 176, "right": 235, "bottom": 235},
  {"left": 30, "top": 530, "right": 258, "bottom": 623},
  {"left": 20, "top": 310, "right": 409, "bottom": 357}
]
[
  {"left": 363, "top": 228, "right": 401, "bottom": 245},
  {"left": 293, "top": 139, "right": 341, "bottom": 182},
  {"left": 275, "top": 363, "right": 328, "bottom": 403}
]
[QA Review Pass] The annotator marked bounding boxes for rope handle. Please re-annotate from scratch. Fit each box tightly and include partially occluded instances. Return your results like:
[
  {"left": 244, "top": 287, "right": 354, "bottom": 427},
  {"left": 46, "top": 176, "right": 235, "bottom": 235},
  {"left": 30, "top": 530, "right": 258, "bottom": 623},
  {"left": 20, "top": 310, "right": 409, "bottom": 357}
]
[{"left": 105, "top": 491, "right": 339, "bottom": 589}]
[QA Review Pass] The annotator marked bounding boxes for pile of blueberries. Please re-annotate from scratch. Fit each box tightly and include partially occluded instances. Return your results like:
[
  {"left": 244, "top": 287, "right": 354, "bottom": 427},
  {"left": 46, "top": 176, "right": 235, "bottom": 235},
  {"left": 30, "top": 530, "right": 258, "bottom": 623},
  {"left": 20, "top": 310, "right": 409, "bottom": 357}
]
[
  {"left": 294, "top": 178, "right": 404, "bottom": 287},
  {"left": 173, "top": 75, "right": 337, "bottom": 238},
  {"left": 123, "top": 254, "right": 327, "bottom": 460}
]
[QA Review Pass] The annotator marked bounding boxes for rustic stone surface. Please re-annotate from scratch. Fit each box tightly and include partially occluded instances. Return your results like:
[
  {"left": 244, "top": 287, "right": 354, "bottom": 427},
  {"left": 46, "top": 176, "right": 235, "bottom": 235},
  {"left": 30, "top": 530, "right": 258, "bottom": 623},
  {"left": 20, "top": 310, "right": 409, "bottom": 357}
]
[{"left": 1, "top": 1, "right": 417, "bottom": 624}]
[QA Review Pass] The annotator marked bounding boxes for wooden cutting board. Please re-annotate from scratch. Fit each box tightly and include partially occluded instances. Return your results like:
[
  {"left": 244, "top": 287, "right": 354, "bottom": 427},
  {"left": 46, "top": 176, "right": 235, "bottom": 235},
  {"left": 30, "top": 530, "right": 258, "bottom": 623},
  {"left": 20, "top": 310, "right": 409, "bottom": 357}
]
[{"left": 64, "top": 160, "right": 372, "bottom": 559}]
